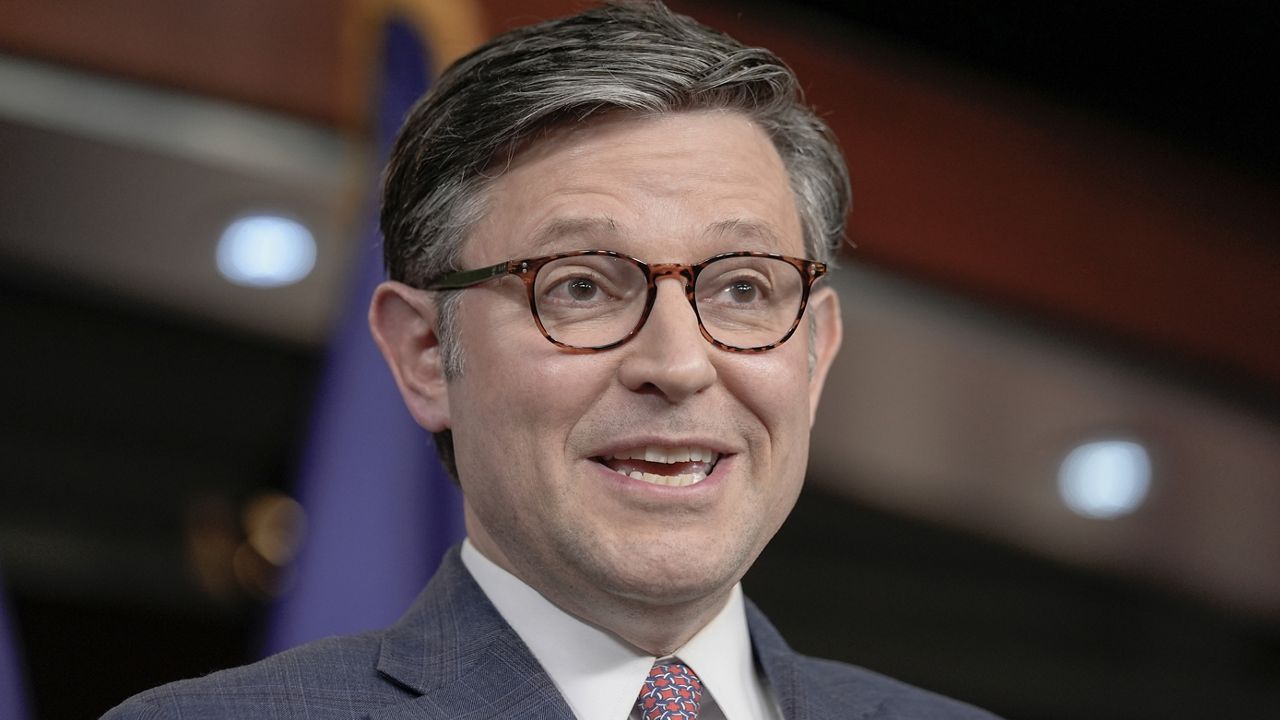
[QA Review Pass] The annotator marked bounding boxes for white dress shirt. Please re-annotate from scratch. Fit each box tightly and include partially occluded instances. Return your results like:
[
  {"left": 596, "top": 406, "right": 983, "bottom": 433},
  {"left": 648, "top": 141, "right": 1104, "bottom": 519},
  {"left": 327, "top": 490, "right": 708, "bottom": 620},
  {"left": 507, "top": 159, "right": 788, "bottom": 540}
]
[{"left": 461, "top": 540, "right": 781, "bottom": 720}]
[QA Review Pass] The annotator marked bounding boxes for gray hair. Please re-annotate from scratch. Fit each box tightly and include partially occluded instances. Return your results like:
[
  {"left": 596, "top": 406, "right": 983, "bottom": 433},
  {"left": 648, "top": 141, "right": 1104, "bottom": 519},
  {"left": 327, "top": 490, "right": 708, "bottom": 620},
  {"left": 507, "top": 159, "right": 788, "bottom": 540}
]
[{"left": 380, "top": 1, "right": 850, "bottom": 479}]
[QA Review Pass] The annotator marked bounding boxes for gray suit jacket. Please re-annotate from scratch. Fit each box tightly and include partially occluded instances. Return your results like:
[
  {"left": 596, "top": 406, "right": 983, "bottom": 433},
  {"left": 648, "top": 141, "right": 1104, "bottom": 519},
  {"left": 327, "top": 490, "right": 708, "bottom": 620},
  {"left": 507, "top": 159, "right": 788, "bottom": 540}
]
[{"left": 104, "top": 546, "right": 998, "bottom": 719}]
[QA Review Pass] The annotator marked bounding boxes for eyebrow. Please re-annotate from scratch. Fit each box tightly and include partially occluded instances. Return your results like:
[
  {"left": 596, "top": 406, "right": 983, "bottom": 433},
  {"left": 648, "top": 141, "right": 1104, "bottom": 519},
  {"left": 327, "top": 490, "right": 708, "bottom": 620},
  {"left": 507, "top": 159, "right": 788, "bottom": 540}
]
[
  {"left": 703, "top": 218, "right": 786, "bottom": 249},
  {"left": 526, "top": 217, "right": 623, "bottom": 253}
]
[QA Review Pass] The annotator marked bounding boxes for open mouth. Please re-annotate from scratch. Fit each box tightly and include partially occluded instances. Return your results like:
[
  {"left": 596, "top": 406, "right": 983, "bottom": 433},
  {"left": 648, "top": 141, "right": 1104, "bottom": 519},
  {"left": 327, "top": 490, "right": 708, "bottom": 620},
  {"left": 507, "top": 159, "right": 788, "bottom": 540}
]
[{"left": 592, "top": 445, "right": 721, "bottom": 488}]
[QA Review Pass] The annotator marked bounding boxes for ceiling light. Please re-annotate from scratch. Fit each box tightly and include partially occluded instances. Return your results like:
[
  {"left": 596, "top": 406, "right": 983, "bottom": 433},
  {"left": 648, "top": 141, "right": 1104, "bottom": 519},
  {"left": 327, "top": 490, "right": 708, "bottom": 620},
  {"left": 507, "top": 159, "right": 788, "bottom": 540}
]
[
  {"left": 216, "top": 214, "right": 316, "bottom": 287},
  {"left": 1058, "top": 439, "right": 1151, "bottom": 519}
]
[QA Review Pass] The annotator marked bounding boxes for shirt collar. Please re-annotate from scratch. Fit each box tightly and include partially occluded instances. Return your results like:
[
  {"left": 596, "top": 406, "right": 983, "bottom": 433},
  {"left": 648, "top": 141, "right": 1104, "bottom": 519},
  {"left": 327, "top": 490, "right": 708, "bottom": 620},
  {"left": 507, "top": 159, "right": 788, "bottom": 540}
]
[
  {"left": 679, "top": 584, "right": 774, "bottom": 720},
  {"left": 461, "top": 540, "right": 769, "bottom": 720}
]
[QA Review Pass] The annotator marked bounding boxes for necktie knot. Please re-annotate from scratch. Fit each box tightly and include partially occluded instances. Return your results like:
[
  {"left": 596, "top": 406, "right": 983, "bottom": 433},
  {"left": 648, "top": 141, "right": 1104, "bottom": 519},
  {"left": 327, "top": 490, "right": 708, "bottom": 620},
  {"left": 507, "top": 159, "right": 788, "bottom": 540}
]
[{"left": 636, "top": 660, "right": 703, "bottom": 720}]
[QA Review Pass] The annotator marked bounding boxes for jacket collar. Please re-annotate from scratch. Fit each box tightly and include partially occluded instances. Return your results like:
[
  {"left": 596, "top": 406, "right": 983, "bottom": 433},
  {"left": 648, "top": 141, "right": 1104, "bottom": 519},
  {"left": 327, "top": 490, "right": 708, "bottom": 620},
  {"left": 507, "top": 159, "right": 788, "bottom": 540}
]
[
  {"left": 370, "top": 545, "right": 860, "bottom": 719},
  {"left": 371, "top": 545, "right": 575, "bottom": 719},
  {"left": 746, "top": 598, "right": 885, "bottom": 719},
  {"left": 743, "top": 597, "right": 806, "bottom": 718}
]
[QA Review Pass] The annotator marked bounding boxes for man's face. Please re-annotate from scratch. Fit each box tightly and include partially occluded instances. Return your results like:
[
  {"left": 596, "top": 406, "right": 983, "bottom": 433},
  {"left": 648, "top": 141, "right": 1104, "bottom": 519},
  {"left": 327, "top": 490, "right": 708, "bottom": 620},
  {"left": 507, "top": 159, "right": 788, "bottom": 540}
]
[{"left": 446, "top": 110, "right": 841, "bottom": 616}]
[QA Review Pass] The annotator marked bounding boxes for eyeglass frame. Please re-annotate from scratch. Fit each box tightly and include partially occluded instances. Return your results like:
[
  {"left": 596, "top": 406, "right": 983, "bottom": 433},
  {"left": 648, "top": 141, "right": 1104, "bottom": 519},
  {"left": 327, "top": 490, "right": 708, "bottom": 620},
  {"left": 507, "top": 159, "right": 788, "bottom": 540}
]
[{"left": 422, "top": 249, "right": 828, "bottom": 352}]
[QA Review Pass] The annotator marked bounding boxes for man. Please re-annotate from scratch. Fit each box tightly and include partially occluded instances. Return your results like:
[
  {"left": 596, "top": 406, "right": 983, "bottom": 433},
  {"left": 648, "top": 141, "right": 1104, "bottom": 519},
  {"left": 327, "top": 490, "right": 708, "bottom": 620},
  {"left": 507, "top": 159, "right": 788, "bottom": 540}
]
[{"left": 107, "top": 3, "right": 998, "bottom": 718}]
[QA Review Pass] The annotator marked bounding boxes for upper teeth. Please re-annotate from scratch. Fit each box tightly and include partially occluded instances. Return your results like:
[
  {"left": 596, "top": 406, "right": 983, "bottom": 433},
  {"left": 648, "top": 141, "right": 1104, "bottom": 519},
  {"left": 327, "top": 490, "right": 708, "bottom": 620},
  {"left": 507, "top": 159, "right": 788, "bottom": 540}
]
[{"left": 606, "top": 446, "right": 720, "bottom": 464}]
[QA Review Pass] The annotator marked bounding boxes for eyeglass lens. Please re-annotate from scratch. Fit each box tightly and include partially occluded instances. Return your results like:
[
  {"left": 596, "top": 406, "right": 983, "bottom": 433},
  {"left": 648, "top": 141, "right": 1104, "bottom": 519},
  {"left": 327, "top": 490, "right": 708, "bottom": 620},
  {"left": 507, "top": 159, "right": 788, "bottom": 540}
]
[{"left": 531, "top": 255, "right": 805, "bottom": 349}]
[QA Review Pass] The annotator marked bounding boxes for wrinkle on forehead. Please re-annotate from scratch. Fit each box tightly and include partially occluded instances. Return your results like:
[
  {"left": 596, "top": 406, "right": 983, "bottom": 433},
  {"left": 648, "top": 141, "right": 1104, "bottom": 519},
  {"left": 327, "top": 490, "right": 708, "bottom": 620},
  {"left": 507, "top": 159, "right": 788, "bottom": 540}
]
[
  {"left": 467, "top": 110, "right": 804, "bottom": 263},
  {"left": 526, "top": 216, "right": 625, "bottom": 255},
  {"left": 523, "top": 216, "right": 790, "bottom": 259}
]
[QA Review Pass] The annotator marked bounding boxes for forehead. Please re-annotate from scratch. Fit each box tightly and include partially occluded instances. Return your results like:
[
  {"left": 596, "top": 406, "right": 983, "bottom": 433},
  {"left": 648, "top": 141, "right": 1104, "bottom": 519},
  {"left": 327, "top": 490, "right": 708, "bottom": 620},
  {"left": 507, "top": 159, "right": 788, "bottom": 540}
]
[{"left": 466, "top": 110, "right": 804, "bottom": 262}]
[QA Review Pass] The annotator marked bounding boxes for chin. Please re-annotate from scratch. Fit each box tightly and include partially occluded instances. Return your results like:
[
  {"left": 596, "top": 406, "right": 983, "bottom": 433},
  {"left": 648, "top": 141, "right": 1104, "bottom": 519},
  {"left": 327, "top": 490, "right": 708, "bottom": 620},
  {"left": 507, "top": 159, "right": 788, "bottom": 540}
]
[
  {"left": 608, "top": 575, "right": 730, "bottom": 608},
  {"left": 585, "top": 544, "right": 752, "bottom": 607}
]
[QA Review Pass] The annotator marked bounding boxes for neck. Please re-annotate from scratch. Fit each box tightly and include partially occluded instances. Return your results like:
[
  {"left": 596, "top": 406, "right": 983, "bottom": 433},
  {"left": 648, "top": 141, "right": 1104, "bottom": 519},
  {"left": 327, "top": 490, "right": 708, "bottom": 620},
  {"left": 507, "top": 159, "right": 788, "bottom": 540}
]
[
  {"left": 569, "top": 583, "right": 732, "bottom": 656},
  {"left": 466, "top": 527, "right": 733, "bottom": 656}
]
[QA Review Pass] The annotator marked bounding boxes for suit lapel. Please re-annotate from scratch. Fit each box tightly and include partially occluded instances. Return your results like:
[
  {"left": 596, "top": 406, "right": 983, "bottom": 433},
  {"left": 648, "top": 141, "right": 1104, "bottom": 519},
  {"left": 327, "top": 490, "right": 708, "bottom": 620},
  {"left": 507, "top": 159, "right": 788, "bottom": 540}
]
[
  {"left": 367, "top": 548, "right": 882, "bottom": 719},
  {"left": 745, "top": 598, "right": 807, "bottom": 719},
  {"left": 368, "top": 546, "right": 575, "bottom": 720},
  {"left": 746, "top": 598, "right": 882, "bottom": 720}
]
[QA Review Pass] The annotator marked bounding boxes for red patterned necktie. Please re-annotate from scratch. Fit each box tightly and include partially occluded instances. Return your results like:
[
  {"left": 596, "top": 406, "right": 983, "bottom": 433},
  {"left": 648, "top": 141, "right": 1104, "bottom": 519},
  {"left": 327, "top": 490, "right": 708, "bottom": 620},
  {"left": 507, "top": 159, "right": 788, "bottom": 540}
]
[{"left": 635, "top": 661, "right": 704, "bottom": 720}]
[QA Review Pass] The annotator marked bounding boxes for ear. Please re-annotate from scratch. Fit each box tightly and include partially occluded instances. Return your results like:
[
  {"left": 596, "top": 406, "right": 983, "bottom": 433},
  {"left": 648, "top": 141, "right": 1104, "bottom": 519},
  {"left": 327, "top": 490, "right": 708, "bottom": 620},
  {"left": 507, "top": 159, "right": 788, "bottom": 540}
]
[
  {"left": 805, "top": 285, "right": 843, "bottom": 427},
  {"left": 368, "top": 281, "right": 451, "bottom": 432}
]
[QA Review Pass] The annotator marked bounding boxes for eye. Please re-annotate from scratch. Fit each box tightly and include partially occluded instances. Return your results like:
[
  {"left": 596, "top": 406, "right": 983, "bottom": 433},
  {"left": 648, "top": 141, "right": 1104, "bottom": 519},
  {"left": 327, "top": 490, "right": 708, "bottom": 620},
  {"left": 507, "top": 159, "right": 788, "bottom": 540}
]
[
  {"left": 726, "top": 280, "right": 759, "bottom": 303},
  {"left": 541, "top": 271, "right": 616, "bottom": 305},
  {"left": 709, "top": 273, "right": 770, "bottom": 306},
  {"left": 534, "top": 255, "right": 642, "bottom": 310},
  {"left": 565, "top": 277, "right": 600, "bottom": 301}
]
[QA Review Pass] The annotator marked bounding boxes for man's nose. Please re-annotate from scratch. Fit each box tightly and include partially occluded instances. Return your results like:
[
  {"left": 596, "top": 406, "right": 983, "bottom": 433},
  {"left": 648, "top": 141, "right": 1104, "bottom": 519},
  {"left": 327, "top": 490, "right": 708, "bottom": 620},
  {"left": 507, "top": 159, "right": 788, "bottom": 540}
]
[{"left": 616, "top": 278, "right": 717, "bottom": 402}]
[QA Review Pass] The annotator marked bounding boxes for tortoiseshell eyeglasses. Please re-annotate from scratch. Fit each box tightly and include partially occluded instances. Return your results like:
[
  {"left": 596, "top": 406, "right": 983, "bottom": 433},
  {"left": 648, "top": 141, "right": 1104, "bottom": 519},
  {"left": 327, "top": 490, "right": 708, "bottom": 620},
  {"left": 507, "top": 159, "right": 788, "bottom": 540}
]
[{"left": 423, "top": 250, "right": 827, "bottom": 352}]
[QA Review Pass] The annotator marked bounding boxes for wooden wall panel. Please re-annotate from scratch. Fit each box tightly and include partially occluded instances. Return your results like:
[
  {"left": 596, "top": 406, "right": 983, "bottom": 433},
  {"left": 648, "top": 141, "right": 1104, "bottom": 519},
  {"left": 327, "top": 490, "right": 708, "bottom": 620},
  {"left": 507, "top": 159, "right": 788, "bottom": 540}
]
[{"left": 0, "top": 0, "right": 348, "bottom": 125}]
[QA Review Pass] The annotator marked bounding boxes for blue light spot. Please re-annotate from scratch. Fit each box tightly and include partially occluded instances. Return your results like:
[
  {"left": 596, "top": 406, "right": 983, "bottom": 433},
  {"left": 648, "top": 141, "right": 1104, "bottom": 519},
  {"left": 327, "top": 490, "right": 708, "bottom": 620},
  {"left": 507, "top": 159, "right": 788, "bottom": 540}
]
[
  {"left": 1058, "top": 440, "right": 1152, "bottom": 519},
  {"left": 217, "top": 215, "right": 316, "bottom": 287}
]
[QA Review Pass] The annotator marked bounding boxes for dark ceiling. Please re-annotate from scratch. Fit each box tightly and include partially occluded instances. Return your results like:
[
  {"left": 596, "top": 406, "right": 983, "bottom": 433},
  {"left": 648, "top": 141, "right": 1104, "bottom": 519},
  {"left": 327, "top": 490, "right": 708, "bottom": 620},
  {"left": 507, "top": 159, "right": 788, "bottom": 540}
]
[{"left": 792, "top": 0, "right": 1279, "bottom": 179}]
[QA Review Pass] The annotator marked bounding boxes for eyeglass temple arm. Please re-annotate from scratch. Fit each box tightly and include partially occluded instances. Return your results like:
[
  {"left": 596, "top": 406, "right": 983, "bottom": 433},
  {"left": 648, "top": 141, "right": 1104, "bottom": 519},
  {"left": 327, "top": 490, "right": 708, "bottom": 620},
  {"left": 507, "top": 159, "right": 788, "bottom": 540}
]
[{"left": 424, "top": 261, "right": 515, "bottom": 290}]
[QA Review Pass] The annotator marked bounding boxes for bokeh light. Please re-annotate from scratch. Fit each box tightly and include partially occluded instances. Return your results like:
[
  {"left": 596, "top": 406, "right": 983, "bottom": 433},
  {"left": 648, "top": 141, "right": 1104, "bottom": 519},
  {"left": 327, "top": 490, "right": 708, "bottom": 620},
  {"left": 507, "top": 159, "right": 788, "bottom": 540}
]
[
  {"left": 216, "top": 214, "right": 316, "bottom": 287},
  {"left": 1058, "top": 439, "right": 1152, "bottom": 519}
]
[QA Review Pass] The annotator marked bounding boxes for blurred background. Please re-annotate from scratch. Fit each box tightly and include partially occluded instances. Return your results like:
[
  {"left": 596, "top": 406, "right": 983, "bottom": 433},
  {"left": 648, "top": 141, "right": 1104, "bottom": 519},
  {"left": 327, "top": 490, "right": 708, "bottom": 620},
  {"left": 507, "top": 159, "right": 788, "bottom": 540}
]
[{"left": 1, "top": 1, "right": 1278, "bottom": 718}]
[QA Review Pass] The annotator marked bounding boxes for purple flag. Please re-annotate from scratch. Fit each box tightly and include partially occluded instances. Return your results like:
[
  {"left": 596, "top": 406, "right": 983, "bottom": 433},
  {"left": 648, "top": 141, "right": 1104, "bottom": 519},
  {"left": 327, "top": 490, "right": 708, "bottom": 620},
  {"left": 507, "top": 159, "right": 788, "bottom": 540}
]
[
  {"left": 0, "top": 569, "right": 31, "bottom": 720},
  {"left": 264, "top": 15, "right": 465, "bottom": 654}
]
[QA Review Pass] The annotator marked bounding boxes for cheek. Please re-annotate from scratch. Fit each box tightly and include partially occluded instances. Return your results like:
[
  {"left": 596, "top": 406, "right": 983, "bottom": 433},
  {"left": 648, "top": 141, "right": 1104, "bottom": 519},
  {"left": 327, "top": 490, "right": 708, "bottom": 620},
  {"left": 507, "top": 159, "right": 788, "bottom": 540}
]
[
  {"left": 723, "top": 348, "right": 813, "bottom": 446},
  {"left": 455, "top": 320, "right": 612, "bottom": 458}
]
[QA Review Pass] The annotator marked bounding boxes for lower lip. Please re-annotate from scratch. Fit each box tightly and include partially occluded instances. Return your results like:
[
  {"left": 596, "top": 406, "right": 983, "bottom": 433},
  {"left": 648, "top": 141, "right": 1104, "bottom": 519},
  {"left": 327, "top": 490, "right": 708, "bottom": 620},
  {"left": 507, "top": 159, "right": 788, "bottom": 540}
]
[{"left": 590, "top": 454, "right": 733, "bottom": 499}]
